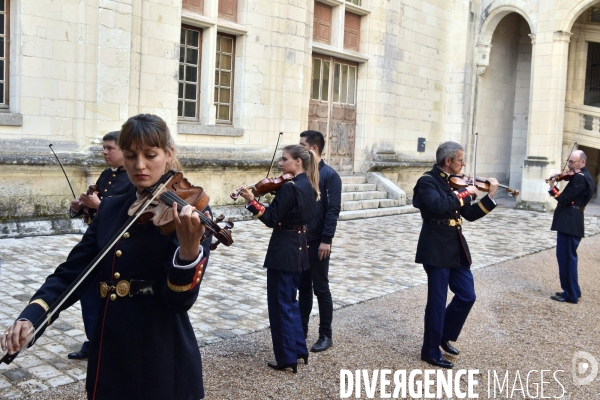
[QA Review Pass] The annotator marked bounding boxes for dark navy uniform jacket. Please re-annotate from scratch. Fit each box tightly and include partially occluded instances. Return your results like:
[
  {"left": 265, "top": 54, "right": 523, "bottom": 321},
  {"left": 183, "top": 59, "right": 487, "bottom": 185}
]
[
  {"left": 258, "top": 173, "right": 317, "bottom": 272},
  {"left": 306, "top": 160, "right": 342, "bottom": 244},
  {"left": 549, "top": 166, "right": 595, "bottom": 238},
  {"left": 70, "top": 166, "right": 133, "bottom": 221},
  {"left": 413, "top": 165, "right": 497, "bottom": 268},
  {"left": 21, "top": 188, "right": 211, "bottom": 400}
]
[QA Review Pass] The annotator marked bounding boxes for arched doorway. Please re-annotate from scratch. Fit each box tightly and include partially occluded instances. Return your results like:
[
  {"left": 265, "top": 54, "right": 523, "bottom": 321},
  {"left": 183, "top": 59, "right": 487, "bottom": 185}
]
[{"left": 474, "top": 13, "right": 532, "bottom": 193}]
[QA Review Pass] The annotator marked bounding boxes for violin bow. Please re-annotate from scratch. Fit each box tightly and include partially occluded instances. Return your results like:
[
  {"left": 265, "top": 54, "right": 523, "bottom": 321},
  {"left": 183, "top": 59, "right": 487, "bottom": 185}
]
[
  {"left": 266, "top": 131, "right": 283, "bottom": 179},
  {"left": 1, "top": 170, "right": 177, "bottom": 365},
  {"left": 562, "top": 142, "right": 578, "bottom": 172},
  {"left": 471, "top": 132, "right": 478, "bottom": 190},
  {"left": 257, "top": 131, "right": 283, "bottom": 201},
  {"left": 49, "top": 144, "right": 77, "bottom": 199}
]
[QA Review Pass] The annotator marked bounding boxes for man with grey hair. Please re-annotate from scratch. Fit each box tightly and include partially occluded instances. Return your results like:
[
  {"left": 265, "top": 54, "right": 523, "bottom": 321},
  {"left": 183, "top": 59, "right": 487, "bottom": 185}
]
[
  {"left": 548, "top": 149, "right": 595, "bottom": 304},
  {"left": 413, "top": 141, "right": 498, "bottom": 369}
]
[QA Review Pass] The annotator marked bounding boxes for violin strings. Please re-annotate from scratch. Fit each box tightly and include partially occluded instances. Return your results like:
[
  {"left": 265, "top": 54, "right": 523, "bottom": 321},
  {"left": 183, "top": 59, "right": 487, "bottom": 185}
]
[{"left": 160, "top": 191, "right": 213, "bottom": 226}]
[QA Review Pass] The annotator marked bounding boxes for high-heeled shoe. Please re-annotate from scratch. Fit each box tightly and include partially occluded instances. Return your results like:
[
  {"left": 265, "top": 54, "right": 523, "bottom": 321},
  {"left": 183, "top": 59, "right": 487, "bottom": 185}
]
[
  {"left": 267, "top": 362, "right": 298, "bottom": 373},
  {"left": 298, "top": 353, "right": 309, "bottom": 365}
]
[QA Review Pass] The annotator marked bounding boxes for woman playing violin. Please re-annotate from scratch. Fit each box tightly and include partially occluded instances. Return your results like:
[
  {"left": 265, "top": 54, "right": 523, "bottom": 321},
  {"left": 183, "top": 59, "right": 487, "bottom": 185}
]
[
  {"left": 237, "top": 144, "right": 320, "bottom": 373},
  {"left": 1, "top": 114, "right": 212, "bottom": 400}
]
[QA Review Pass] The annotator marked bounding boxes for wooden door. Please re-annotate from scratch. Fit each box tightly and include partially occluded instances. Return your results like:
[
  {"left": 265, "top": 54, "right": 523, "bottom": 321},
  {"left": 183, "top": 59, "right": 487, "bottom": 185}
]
[{"left": 308, "top": 55, "right": 357, "bottom": 173}]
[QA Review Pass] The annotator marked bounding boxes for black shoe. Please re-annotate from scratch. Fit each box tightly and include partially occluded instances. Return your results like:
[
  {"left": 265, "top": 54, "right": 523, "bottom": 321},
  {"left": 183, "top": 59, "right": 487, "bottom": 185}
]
[
  {"left": 67, "top": 350, "right": 89, "bottom": 360},
  {"left": 550, "top": 295, "right": 577, "bottom": 304},
  {"left": 310, "top": 334, "right": 333, "bottom": 352},
  {"left": 298, "top": 353, "right": 309, "bottom": 365},
  {"left": 440, "top": 340, "right": 459, "bottom": 355},
  {"left": 421, "top": 356, "right": 453, "bottom": 369},
  {"left": 267, "top": 362, "right": 297, "bottom": 373},
  {"left": 555, "top": 291, "right": 581, "bottom": 299}
]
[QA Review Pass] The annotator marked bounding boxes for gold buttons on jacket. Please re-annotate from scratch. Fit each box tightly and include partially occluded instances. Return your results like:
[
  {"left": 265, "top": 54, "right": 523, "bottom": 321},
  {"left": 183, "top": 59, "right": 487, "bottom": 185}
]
[
  {"left": 116, "top": 250, "right": 123, "bottom": 257},
  {"left": 108, "top": 181, "right": 112, "bottom": 185},
  {"left": 123, "top": 232, "right": 130, "bottom": 239},
  {"left": 110, "top": 294, "right": 117, "bottom": 301},
  {"left": 104, "top": 189, "right": 108, "bottom": 192},
  {"left": 114, "top": 272, "right": 121, "bottom": 279},
  {"left": 299, "top": 247, "right": 302, "bottom": 250},
  {"left": 112, "top": 174, "right": 116, "bottom": 178},
  {"left": 196, "top": 278, "right": 200, "bottom": 283}
]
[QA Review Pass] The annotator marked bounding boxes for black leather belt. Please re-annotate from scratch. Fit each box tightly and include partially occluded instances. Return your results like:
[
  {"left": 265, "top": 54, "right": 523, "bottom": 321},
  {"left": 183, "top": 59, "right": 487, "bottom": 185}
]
[
  {"left": 423, "top": 218, "right": 463, "bottom": 227},
  {"left": 99, "top": 280, "right": 155, "bottom": 299},
  {"left": 277, "top": 223, "right": 307, "bottom": 231}
]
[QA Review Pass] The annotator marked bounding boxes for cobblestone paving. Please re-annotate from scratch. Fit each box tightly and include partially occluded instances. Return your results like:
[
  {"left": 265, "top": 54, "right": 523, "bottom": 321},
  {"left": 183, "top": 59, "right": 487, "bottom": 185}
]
[{"left": 0, "top": 205, "right": 599, "bottom": 397}]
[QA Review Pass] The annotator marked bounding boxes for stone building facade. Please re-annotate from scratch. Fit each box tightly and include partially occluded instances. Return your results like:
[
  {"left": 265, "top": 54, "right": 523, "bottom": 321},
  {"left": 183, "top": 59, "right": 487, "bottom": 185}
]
[{"left": 0, "top": 0, "right": 599, "bottom": 236}]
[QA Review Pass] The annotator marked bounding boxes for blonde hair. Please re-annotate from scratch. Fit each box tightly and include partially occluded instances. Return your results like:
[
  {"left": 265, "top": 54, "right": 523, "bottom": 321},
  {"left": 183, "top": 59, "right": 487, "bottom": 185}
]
[
  {"left": 282, "top": 144, "right": 320, "bottom": 200},
  {"left": 119, "top": 114, "right": 182, "bottom": 172}
]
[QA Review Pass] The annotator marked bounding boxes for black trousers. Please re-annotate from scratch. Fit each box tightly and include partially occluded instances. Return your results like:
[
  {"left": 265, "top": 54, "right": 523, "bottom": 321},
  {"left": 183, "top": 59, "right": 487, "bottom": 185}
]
[{"left": 298, "top": 240, "right": 333, "bottom": 338}]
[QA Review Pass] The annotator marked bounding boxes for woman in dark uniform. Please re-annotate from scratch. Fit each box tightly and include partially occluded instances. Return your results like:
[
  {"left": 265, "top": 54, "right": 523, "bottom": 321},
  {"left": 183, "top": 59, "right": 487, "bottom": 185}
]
[
  {"left": 2, "top": 114, "right": 211, "bottom": 400},
  {"left": 238, "top": 144, "right": 319, "bottom": 373}
]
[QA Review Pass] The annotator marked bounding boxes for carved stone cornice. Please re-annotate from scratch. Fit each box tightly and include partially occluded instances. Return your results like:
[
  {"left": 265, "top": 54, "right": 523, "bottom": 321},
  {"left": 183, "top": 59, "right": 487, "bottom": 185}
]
[
  {"left": 553, "top": 31, "right": 573, "bottom": 43},
  {"left": 475, "top": 43, "right": 492, "bottom": 75}
]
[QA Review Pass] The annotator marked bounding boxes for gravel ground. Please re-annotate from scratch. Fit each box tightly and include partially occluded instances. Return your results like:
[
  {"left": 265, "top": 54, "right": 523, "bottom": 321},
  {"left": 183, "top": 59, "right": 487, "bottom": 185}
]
[{"left": 25, "top": 234, "right": 600, "bottom": 399}]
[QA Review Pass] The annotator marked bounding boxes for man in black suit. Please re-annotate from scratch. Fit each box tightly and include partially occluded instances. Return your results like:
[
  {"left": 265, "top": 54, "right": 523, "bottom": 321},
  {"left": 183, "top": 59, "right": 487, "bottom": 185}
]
[
  {"left": 68, "top": 131, "right": 133, "bottom": 359},
  {"left": 548, "top": 150, "right": 595, "bottom": 304},
  {"left": 413, "top": 141, "right": 498, "bottom": 369},
  {"left": 298, "top": 130, "right": 342, "bottom": 353}
]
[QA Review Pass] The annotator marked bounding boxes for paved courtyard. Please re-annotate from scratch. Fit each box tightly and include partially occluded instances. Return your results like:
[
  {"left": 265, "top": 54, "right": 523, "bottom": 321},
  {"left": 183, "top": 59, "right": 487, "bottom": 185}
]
[{"left": 0, "top": 201, "right": 599, "bottom": 397}]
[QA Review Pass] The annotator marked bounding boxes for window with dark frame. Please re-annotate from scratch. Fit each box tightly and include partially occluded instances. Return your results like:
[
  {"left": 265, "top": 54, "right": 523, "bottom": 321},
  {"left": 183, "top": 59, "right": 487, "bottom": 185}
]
[
  {"left": 584, "top": 42, "right": 600, "bottom": 107},
  {"left": 0, "top": 0, "right": 8, "bottom": 107},
  {"left": 178, "top": 26, "right": 202, "bottom": 119},
  {"left": 592, "top": 8, "right": 600, "bottom": 23},
  {"left": 215, "top": 33, "right": 235, "bottom": 123}
]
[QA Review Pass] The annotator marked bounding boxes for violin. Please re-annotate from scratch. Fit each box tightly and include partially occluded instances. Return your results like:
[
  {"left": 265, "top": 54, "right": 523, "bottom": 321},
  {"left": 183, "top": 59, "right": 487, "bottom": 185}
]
[
  {"left": 230, "top": 173, "right": 294, "bottom": 200},
  {"left": 129, "top": 171, "right": 234, "bottom": 250},
  {"left": 449, "top": 174, "right": 519, "bottom": 197},
  {"left": 82, "top": 184, "right": 99, "bottom": 224},
  {"left": 545, "top": 170, "right": 580, "bottom": 183}
]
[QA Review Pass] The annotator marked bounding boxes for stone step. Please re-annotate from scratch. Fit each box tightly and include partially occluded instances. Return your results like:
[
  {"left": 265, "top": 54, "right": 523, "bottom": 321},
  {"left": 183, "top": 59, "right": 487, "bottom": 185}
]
[
  {"left": 341, "top": 198, "right": 400, "bottom": 211},
  {"left": 342, "top": 183, "right": 377, "bottom": 192},
  {"left": 342, "top": 191, "right": 388, "bottom": 202},
  {"left": 340, "top": 175, "right": 367, "bottom": 184},
  {"left": 338, "top": 205, "right": 419, "bottom": 221}
]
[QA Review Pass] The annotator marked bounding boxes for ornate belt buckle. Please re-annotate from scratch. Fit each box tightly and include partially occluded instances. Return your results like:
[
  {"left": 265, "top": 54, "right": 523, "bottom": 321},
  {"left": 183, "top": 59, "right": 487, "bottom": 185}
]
[
  {"left": 449, "top": 219, "right": 456, "bottom": 227},
  {"left": 115, "top": 280, "right": 131, "bottom": 297},
  {"left": 99, "top": 282, "right": 110, "bottom": 298}
]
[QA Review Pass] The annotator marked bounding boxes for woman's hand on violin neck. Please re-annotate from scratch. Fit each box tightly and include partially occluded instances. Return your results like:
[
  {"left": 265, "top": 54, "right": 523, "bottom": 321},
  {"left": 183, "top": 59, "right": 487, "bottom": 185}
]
[
  {"left": 70, "top": 199, "right": 83, "bottom": 212},
  {"left": 1, "top": 320, "right": 33, "bottom": 355},
  {"left": 486, "top": 177, "right": 499, "bottom": 198},
  {"left": 172, "top": 202, "right": 206, "bottom": 260}
]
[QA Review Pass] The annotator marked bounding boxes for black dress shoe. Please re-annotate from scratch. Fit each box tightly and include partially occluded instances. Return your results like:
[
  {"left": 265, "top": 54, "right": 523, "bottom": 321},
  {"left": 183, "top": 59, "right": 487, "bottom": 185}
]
[
  {"left": 440, "top": 340, "right": 459, "bottom": 355},
  {"left": 310, "top": 334, "right": 333, "bottom": 352},
  {"left": 550, "top": 295, "right": 577, "bottom": 304},
  {"left": 555, "top": 292, "right": 581, "bottom": 299},
  {"left": 267, "top": 362, "right": 297, "bottom": 373},
  {"left": 298, "top": 353, "right": 309, "bottom": 365},
  {"left": 421, "top": 356, "right": 453, "bottom": 369},
  {"left": 67, "top": 350, "right": 89, "bottom": 360}
]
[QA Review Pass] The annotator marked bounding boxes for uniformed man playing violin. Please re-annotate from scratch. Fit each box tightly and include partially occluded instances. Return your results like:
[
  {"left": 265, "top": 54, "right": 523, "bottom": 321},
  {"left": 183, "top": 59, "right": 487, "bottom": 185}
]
[
  {"left": 68, "top": 131, "right": 133, "bottom": 360},
  {"left": 548, "top": 150, "right": 595, "bottom": 304},
  {"left": 413, "top": 141, "right": 498, "bottom": 369}
]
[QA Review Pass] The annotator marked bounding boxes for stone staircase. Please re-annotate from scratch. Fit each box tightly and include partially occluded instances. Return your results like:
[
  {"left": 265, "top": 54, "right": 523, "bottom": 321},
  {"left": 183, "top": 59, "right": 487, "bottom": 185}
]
[{"left": 338, "top": 174, "right": 418, "bottom": 221}]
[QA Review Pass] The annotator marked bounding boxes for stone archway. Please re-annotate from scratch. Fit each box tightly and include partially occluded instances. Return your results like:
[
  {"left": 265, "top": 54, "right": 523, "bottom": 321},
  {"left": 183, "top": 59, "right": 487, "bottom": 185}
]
[
  {"left": 474, "top": 12, "right": 533, "bottom": 192},
  {"left": 562, "top": 0, "right": 600, "bottom": 32}
]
